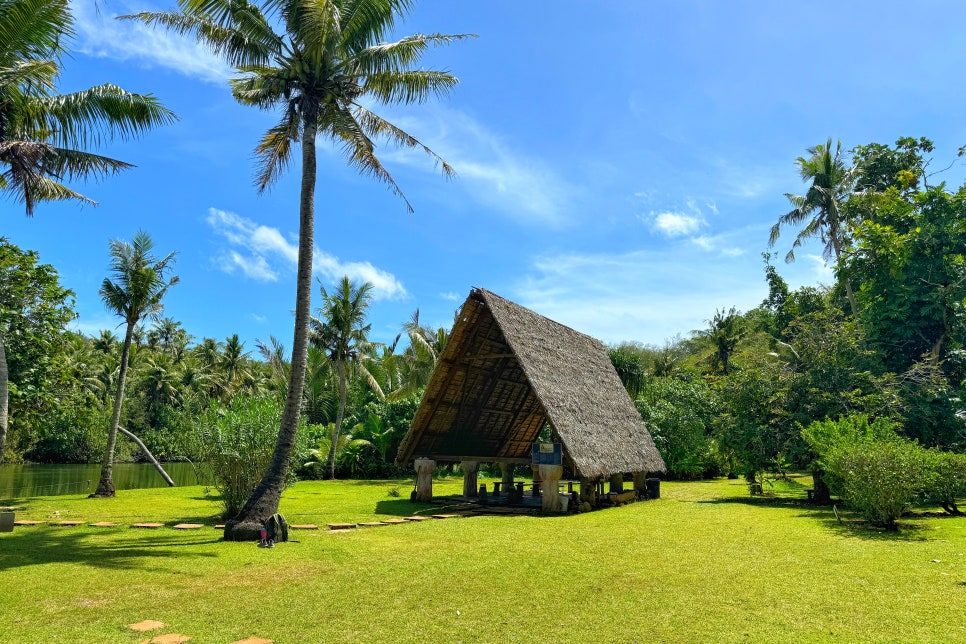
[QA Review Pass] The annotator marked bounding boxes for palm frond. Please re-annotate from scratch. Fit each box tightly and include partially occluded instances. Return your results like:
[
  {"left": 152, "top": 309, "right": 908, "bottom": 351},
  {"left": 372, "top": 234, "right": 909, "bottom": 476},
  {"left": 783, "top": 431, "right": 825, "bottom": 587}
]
[
  {"left": 363, "top": 69, "right": 458, "bottom": 105},
  {"left": 253, "top": 106, "right": 300, "bottom": 192},
  {"left": 354, "top": 32, "right": 475, "bottom": 74},
  {"left": 354, "top": 105, "right": 454, "bottom": 177},
  {"left": 30, "top": 84, "right": 178, "bottom": 149},
  {"left": 0, "top": 0, "right": 72, "bottom": 67}
]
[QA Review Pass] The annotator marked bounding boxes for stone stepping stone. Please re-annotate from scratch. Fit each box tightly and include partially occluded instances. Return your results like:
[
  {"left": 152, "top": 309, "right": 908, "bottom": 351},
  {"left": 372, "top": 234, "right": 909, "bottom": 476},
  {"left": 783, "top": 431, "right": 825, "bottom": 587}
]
[
  {"left": 431, "top": 514, "right": 460, "bottom": 520},
  {"left": 128, "top": 620, "right": 165, "bottom": 632},
  {"left": 53, "top": 520, "right": 85, "bottom": 526},
  {"left": 214, "top": 524, "right": 226, "bottom": 529},
  {"left": 403, "top": 516, "right": 430, "bottom": 522},
  {"left": 131, "top": 523, "right": 164, "bottom": 529},
  {"left": 327, "top": 523, "right": 356, "bottom": 531},
  {"left": 230, "top": 638, "right": 273, "bottom": 644},
  {"left": 289, "top": 524, "right": 318, "bottom": 530},
  {"left": 0, "top": 506, "right": 23, "bottom": 511},
  {"left": 172, "top": 524, "right": 203, "bottom": 530},
  {"left": 90, "top": 522, "right": 119, "bottom": 528},
  {"left": 357, "top": 522, "right": 387, "bottom": 528},
  {"left": 13, "top": 520, "right": 43, "bottom": 526},
  {"left": 380, "top": 518, "right": 406, "bottom": 525},
  {"left": 138, "top": 634, "right": 191, "bottom": 643}
]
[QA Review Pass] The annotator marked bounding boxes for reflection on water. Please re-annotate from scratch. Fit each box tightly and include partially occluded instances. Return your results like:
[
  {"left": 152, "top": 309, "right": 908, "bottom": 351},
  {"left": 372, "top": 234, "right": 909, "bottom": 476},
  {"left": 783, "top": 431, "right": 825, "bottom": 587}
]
[{"left": 0, "top": 462, "right": 212, "bottom": 499}]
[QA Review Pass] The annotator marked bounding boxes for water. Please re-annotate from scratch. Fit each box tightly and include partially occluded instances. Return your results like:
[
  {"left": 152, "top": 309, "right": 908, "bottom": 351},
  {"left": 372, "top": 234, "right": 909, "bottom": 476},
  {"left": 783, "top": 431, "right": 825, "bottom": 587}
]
[{"left": 0, "top": 462, "right": 211, "bottom": 499}]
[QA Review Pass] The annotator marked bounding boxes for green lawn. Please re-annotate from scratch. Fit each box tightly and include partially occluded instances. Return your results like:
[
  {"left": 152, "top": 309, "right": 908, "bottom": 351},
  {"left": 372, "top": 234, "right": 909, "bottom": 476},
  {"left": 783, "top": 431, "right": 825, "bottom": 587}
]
[{"left": 1, "top": 476, "right": 964, "bottom": 643}]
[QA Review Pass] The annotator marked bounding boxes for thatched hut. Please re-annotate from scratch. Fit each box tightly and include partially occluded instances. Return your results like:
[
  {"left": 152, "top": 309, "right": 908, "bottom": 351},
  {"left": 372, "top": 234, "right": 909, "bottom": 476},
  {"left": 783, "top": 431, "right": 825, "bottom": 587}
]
[{"left": 396, "top": 288, "right": 665, "bottom": 510}]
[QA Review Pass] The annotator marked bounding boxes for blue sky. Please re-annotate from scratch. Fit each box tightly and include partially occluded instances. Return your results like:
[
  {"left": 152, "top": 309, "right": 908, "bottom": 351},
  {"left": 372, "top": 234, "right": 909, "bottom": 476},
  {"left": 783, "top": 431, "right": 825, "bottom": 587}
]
[{"left": 6, "top": 1, "right": 966, "bottom": 353}]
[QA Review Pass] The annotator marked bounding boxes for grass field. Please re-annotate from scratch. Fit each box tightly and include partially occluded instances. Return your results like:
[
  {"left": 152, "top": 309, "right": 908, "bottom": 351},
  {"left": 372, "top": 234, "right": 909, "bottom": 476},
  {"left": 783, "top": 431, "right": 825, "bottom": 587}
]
[{"left": 1, "top": 475, "right": 964, "bottom": 643}]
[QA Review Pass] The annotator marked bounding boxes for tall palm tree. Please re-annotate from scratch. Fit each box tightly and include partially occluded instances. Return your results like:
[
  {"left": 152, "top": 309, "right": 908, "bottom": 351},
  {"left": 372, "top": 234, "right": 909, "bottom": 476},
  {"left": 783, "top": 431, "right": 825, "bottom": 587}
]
[
  {"left": 705, "top": 307, "right": 744, "bottom": 375},
  {"left": 769, "top": 139, "right": 860, "bottom": 315},
  {"left": 310, "top": 276, "right": 383, "bottom": 479},
  {"left": 92, "top": 232, "right": 178, "bottom": 497},
  {"left": 129, "top": 0, "right": 470, "bottom": 538},
  {"left": 0, "top": 0, "right": 176, "bottom": 215}
]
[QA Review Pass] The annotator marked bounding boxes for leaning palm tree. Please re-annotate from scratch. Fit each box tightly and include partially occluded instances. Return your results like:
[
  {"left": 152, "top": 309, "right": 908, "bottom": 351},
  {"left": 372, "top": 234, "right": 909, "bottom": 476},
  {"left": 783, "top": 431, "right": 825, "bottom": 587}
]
[
  {"left": 127, "top": 0, "right": 470, "bottom": 539},
  {"left": 0, "top": 0, "right": 176, "bottom": 215},
  {"left": 310, "top": 277, "right": 383, "bottom": 479},
  {"left": 769, "top": 139, "right": 860, "bottom": 315},
  {"left": 92, "top": 232, "right": 178, "bottom": 497}
]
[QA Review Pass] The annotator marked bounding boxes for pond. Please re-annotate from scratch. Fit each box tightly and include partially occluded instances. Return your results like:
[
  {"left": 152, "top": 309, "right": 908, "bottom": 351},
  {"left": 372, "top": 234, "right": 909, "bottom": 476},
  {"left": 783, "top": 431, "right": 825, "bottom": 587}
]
[{"left": 0, "top": 462, "right": 212, "bottom": 499}]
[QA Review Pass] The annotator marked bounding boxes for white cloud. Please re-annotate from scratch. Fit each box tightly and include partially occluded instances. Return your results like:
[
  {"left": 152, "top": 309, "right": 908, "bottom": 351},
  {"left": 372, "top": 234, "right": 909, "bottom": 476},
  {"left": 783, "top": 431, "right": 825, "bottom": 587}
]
[
  {"left": 805, "top": 254, "right": 836, "bottom": 284},
  {"left": 206, "top": 207, "right": 408, "bottom": 299},
  {"left": 379, "top": 108, "right": 576, "bottom": 226},
  {"left": 440, "top": 291, "right": 461, "bottom": 301},
  {"left": 70, "top": 1, "right": 231, "bottom": 85},
  {"left": 652, "top": 212, "right": 704, "bottom": 237},
  {"left": 512, "top": 248, "right": 767, "bottom": 345}
]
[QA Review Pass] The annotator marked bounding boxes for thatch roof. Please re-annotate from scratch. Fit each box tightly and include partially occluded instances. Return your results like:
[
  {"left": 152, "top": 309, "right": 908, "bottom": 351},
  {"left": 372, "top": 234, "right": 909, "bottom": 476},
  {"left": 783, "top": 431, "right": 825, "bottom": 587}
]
[{"left": 396, "top": 289, "right": 666, "bottom": 478}]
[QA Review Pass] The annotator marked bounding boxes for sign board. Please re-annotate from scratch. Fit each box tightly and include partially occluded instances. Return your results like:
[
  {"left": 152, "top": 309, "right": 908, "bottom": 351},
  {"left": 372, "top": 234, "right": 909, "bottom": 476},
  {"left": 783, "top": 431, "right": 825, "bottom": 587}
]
[{"left": 531, "top": 442, "right": 562, "bottom": 466}]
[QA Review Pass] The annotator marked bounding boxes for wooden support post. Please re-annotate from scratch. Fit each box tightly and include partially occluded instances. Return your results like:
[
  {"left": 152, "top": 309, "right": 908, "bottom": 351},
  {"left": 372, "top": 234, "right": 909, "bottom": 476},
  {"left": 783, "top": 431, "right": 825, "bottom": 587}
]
[
  {"left": 414, "top": 458, "right": 435, "bottom": 503},
  {"left": 462, "top": 460, "right": 480, "bottom": 498},
  {"left": 609, "top": 473, "right": 624, "bottom": 494},
  {"left": 539, "top": 464, "right": 563, "bottom": 512},
  {"left": 531, "top": 464, "right": 542, "bottom": 497},
  {"left": 633, "top": 472, "right": 647, "bottom": 499},
  {"left": 500, "top": 462, "right": 514, "bottom": 493},
  {"left": 580, "top": 478, "right": 597, "bottom": 507}
]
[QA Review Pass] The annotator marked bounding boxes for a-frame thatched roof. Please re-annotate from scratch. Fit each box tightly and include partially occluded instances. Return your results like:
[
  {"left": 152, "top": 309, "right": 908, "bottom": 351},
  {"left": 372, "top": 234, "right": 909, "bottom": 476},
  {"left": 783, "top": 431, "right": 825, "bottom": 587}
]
[{"left": 396, "top": 289, "right": 666, "bottom": 478}]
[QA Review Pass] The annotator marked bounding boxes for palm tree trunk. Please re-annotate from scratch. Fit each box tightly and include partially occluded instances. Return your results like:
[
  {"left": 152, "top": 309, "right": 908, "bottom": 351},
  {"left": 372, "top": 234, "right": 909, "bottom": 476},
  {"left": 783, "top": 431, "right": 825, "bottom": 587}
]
[
  {"left": 0, "top": 330, "right": 9, "bottom": 463},
  {"left": 327, "top": 361, "right": 347, "bottom": 480},
  {"left": 93, "top": 322, "right": 135, "bottom": 497},
  {"left": 830, "top": 223, "right": 858, "bottom": 317},
  {"left": 225, "top": 103, "right": 319, "bottom": 541}
]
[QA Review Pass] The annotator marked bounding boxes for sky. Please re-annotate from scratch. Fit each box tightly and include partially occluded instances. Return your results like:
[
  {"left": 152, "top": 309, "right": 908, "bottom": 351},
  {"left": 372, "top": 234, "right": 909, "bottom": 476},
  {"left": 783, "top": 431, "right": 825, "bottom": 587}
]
[{"left": 6, "top": 1, "right": 966, "bottom": 354}]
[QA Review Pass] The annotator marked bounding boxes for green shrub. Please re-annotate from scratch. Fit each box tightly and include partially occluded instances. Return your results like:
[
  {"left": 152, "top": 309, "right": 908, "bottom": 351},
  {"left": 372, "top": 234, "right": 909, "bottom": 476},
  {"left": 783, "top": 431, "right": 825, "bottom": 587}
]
[
  {"left": 833, "top": 440, "right": 928, "bottom": 529},
  {"left": 201, "top": 395, "right": 302, "bottom": 518},
  {"left": 922, "top": 449, "right": 966, "bottom": 515},
  {"left": 803, "top": 414, "right": 931, "bottom": 529}
]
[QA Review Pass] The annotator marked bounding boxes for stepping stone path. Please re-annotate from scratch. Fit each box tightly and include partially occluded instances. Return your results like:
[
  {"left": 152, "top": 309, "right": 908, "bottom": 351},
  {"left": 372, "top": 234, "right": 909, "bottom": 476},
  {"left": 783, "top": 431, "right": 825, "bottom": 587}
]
[
  {"left": 327, "top": 523, "right": 356, "bottom": 531},
  {"left": 432, "top": 514, "right": 460, "bottom": 520},
  {"left": 380, "top": 518, "right": 406, "bottom": 525},
  {"left": 131, "top": 523, "right": 164, "bottom": 529},
  {"left": 172, "top": 524, "right": 204, "bottom": 530},
  {"left": 138, "top": 635, "right": 191, "bottom": 643},
  {"left": 357, "top": 522, "right": 387, "bottom": 528},
  {"left": 53, "top": 520, "right": 85, "bottom": 526},
  {"left": 13, "top": 520, "right": 43, "bottom": 526},
  {"left": 403, "top": 516, "right": 430, "bottom": 522},
  {"left": 90, "top": 522, "right": 119, "bottom": 528},
  {"left": 126, "top": 619, "right": 271, "bottom": 643},
  {"left": 290, "top": 524, "right": 318, "bottom": 530},
  {"left": 128, "top": 620, "right": 166, "bottom": 632}
]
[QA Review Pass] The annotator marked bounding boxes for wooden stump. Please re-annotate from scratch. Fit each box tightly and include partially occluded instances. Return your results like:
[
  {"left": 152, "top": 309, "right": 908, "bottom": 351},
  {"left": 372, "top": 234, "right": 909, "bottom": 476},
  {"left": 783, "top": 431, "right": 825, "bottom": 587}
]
[{"left": 461, "top": 460, "right": 480, "bottom": 498}]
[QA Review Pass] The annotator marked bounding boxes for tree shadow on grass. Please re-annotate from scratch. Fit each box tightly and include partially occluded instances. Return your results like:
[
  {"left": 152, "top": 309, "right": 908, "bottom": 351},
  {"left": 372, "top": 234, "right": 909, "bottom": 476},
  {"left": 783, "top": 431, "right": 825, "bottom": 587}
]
[
  {"left": 0, "top": 529, "right": 219, "bottom": 572},
  {"left": 698, "top": 494, "right": 934, "bottom": 541},
  {"left": 373, "top": 499, "right": 433, "bottom": 516}
]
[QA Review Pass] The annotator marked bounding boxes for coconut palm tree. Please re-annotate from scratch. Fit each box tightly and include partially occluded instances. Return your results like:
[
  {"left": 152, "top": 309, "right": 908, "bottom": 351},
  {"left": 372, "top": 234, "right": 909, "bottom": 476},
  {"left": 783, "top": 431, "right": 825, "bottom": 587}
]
[
  {"left": 769, "top": 139, "right": 860, "bottom": 315},
  {"left": 0, "top": 0, "right": 176, "bottom": 215},
  {"left": 128, "top": 0, "right": 470, "bottom": 538},
  {"left": 92, "top": 232, "right": 178, "bottom": 497},
  {"left": 310, "top": 277, "right": 383, "bottom": 479}
]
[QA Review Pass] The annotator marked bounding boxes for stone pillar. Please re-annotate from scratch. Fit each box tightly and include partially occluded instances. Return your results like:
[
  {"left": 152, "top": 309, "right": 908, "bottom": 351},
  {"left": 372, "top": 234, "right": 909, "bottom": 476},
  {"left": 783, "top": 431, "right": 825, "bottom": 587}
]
[
  {"left": 531, "top": 464, "right": 542, "bottom": 497},
  {"left": 580, "top": 478, "right": 597, "bottom": 506},
  {"left": 539, "top": 464, "right": 564, "bottom": 512},
  {"left": 501, "top": 462, "right": 515, "bottom": 493},
  {"left": 609, "top": 473, "right": 624, "bottom": 494},
  {"left": 414, "top": 458, "right": 435, "bottom": 503},
  {"left": 461, "top": 460, "right": 480, "bottom": 498},
  {"left": 633, "top": 472, "right": 647, "bottom": 498}
]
